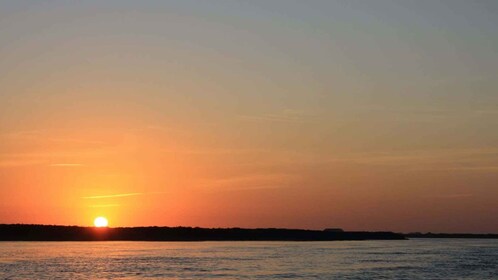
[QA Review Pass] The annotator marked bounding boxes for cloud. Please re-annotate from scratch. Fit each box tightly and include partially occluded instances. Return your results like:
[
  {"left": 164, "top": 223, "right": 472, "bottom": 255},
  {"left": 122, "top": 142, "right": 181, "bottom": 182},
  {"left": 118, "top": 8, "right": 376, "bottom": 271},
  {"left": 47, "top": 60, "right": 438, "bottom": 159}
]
[
  {"left": 474, "top": 109, "right": 498, "bottom": 115},
  {"left": 238, "top": 109, "right": 316, "bottom": 123},
  {"left": 0, "top": 147, "right": 119, "bottom": 168},
  {"left": 239, "top": 114, "right": 305, "bottom": 123},
  {"left": 49, "top": 163, "right": 84, "bottom": 167},
  {"left": 2, "top": 129, "right": 104, "bottom": 145},
  {"left": 326, "top": 147, "right": 498, "bottom": 168},
  {"left": 430, "top": 166, "right": 498, "bottom": 172},
  {"left": 1, "top": 129, "right": 44, "bottom": 139},
  {"left": 82, "top": 192, "right": 168, "bottom": 199},
  {"left": 200, "top": 173, "right": 297, "bottom": 193},
  {"left": 87, "top": 204, "right": 120, "bottom": 208},
  {"left": 428, "top": 194, "right": 473, "bottom": 199},
  {"left": 0, "top": 159, "right": 45, "bottom": 168},
  {"left": 82, "top": 193, "right": 145, "bottom": 199},
  {"left": 159, "top": 148, "right": 265, "bottom": 155}
]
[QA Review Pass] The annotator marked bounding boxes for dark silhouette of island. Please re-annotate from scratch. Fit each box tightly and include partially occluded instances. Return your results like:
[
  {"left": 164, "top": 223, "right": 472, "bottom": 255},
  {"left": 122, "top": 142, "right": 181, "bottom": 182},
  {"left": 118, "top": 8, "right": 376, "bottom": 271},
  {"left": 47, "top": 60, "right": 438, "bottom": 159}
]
[
  {"left": 405, "top": 232, "right": 498, "bottom": 239},
  {"left": 0, "top": 224, "right": 405, "bottom": 241}
]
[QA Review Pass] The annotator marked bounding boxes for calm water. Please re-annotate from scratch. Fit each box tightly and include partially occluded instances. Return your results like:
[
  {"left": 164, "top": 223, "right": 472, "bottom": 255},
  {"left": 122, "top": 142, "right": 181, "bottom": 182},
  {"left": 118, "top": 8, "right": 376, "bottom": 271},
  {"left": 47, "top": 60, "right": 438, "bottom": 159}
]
[{"left": 0, "top": 239, "right": 497, "bottom": 279}]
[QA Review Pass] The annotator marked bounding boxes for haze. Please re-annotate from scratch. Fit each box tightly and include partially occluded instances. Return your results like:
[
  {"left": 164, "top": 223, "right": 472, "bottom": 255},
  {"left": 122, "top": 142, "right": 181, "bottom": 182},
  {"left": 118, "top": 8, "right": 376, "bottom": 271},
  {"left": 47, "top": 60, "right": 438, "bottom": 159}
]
[{"left": 1, "top": 0, "right": 497, "bottom": 233}]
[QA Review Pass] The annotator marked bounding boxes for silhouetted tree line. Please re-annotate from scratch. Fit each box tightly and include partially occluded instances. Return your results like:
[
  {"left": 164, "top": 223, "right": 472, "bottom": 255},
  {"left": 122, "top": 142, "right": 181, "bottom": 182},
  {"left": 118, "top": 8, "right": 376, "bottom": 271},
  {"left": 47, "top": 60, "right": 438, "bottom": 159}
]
[{"left": 0, "top": 224, "right": 407, "bottom": 241}]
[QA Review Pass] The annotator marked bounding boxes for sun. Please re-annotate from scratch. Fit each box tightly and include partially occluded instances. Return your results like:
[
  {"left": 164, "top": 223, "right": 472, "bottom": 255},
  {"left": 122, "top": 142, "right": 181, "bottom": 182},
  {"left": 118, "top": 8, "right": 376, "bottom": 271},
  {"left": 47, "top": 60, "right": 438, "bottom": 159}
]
[{"left": 94, "top": 216, "right": 109, "bottom": 227}]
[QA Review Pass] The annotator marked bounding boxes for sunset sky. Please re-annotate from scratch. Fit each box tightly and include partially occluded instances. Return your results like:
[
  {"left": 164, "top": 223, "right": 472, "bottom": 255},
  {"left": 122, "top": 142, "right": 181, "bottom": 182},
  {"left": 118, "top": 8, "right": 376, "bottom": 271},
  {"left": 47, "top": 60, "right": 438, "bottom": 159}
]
[{"left": 1, "top": 0, "right": 497, "bottom": 233}]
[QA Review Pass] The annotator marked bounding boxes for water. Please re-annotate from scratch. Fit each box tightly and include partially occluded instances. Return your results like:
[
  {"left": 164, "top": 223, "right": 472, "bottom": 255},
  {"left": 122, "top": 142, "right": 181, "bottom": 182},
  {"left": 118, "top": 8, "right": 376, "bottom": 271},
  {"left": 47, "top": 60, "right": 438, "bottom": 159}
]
[{"left": 0, "top": 239, "right": 497, "bottom": 279}]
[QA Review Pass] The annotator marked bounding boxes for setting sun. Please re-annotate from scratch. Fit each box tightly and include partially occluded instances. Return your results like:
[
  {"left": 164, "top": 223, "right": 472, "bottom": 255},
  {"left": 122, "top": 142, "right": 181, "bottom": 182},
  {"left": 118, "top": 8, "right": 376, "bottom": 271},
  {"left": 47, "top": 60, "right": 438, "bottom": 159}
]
[{"left": 94, "top": 217, "right": 109, "bottom": 228}]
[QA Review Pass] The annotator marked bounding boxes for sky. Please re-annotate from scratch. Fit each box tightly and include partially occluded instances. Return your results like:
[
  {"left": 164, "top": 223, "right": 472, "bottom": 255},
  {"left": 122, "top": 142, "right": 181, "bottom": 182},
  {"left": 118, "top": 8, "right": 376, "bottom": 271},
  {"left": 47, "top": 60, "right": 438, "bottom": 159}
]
[{"left": 0, "top": 0, "right": 497, "bottom": 233}]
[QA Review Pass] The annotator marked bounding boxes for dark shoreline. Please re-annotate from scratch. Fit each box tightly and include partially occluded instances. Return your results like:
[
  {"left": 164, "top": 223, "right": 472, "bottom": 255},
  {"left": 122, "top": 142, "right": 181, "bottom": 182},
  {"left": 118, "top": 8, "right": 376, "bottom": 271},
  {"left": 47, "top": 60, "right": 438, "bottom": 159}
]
[
  {"left": 2, "top": 225, "right": 497, "bottom": 241},
  {"left": 405, "top": 233, "right": 498, "bottom": 239},
  {"left": 0, "top": 224, "right": 405, "bottom": 241}
]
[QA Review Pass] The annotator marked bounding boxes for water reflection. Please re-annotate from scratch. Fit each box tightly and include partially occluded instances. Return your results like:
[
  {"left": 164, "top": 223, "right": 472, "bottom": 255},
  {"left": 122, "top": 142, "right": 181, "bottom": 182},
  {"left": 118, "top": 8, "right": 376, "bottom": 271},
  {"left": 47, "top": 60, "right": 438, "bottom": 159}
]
[{"left": 0, "top": 240, "right": 497, "bottom": 279}]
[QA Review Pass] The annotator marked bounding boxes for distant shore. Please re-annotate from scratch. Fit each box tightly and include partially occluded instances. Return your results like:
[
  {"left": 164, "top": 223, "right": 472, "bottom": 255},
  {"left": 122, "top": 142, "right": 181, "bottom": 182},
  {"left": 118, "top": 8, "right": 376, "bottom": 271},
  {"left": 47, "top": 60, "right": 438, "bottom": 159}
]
[
  {"left": 0, "top": 224, "right": 405, "bottom": 241},
  {"left": 2, "top": 225, "right": 496, "bottom": 241},
  {"left": 404, "top": 232, "right": 498, "bottom": 239}
]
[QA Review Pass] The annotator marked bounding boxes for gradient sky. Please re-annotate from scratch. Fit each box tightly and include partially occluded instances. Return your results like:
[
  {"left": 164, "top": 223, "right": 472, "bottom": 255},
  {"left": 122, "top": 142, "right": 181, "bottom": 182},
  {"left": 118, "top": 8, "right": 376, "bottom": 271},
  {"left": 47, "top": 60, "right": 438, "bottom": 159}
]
[{"left": 1, "top": 0, "right": 497, "bottom": 233}]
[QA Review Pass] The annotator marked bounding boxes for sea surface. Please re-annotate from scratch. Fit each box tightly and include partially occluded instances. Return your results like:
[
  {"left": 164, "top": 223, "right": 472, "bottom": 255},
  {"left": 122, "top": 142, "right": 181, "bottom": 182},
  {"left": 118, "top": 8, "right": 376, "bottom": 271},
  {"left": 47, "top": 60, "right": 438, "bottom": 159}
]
[{"left": 0, "top": 239, "right": 497, "bottom": 279}]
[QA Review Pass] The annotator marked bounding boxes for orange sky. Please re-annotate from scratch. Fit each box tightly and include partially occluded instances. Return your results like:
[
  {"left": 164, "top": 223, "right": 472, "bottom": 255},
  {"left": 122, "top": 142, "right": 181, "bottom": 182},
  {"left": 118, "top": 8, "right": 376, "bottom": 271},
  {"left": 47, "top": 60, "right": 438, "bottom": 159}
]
[{"left": 1, "top": 1, "right": 497, "bottom": 233}]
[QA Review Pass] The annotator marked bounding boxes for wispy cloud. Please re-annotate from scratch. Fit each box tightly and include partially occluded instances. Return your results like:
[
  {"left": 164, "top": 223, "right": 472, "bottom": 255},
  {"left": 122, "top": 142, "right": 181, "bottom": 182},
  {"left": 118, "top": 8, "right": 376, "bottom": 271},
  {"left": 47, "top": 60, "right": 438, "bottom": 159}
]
[
  {"left": 0, "top": 149, "right": 118, "bottom": 168},
  {"left": 1, "top": 129, "right": 44, "bottom": 139},
  {"left": 474, "top": 109, "right": 498, "bottom": 115},
  {"left": 159, "top": 148, "right": 265, "bottom": 155},
  {"left": 428, "top": 194, "right": 473, "bottom": 199},
  {"left": 82, "top": 192, "right": 168, "bottom": 199},
  {"left": 239, "top": 114, "right": 305, "bottom": 123},
  {"left": 87, "top": 204, "right": 120, "bottom": 208},
  {"left": 327, "top": 147, "right": 498, "bottom": 167},
  {"left": 426, "top": 166, "right": 498, "bottom": 172},
  {"left": 238, "top": 109, "right": 316, "bottom": 124},
  {"left": 2, "top": 129, "right": 105, "bottom": 145},
  {"left": 200, "top": 172, "right": 297, "bottom": 193},
  {"left": 0, "top": 159, "right": 46, "bottom": 168},
  {"left": 82, "top": 193, "right": 145, "bottom": 199},
  {"left": 49, "top": 163, "right": 84, "bottom": 167}
]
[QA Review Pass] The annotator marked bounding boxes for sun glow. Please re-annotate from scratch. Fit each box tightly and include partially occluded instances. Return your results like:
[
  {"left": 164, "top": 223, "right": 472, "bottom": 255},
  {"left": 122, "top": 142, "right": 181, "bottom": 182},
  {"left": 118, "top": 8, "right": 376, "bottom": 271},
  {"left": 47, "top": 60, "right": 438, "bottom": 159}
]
[{"left": 94, "top": 217, "right": 109, "bottom": 227}]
